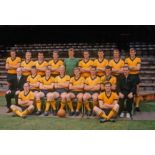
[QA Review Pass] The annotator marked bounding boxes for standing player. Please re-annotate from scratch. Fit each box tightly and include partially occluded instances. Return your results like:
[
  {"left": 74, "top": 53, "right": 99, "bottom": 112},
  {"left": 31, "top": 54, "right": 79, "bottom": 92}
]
[
  {"left": 27, "top": 66, "right": 41, "bottom": 115},
  {"left": 21, "top": 51, "right": 35, "bottom": 78},
  {"left": 109, "top": 49, "right": 124, "bottom": 77},
  {"left": 10, "top": 83, "right": 35, "bottom": 118},
  {"left": 64, "top": 48, "right": 79, "bottom": 76},
  {"left": 94, "top": 50, "right": 108, "bottom": 77},
  {"left": 48, "top": 51, "right": 64, "bottom": 77},
  {"left": 52, "top": 66, "right": 70, "bottom": 112},
  {"left": 78, "top": 51, "right": 94, "bottom": 78},
  {"left": 34, "top": 69, "right": 55, "bottom": 116},
  {"left": 83, "top": 67, "right": 101, "bottom": 116},
  {"left": 66, "top": 67, "right": 85, "bottom": 116},
  {"left": 93, "top": 82, "right": 119, "bottom": 123},
  {"left": 5, "top": 50, "right": 21, "bottom": 81},
  {"left": 35, "top": 52, "right": 48, "bottom": 77},
  {"left": 101, "top": 66, "right": 117, "bottom": 91},
  {"left": 125, "top": 48, "right": 141, "bottom": 112}
]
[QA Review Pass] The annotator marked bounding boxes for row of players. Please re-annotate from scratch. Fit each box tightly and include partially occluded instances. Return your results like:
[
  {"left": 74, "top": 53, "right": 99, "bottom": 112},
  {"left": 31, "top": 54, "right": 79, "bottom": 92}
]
[{"left": 7, "top": 65, "right": 136, "bottom": 122}]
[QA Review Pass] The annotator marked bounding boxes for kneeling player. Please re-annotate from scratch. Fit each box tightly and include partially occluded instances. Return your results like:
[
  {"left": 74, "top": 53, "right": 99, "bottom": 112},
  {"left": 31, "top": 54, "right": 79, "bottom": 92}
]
[
  {"left": 52, "top": 66, "right": 70, "bottom": 112},
  {"left": 66, "top": 67, "right": 85, "bottom": 116},
  {"left": 10, "top": 83, "right": 35, "bottom": 118},
  {"left": 35, "top": 69, "right": 55, "bottom": 116},
  {"left": 83, "top": 67, "right": 101, "bottom": 116},
  {"left": 93, "top": 82, "right": 119, "bottom": 123}
]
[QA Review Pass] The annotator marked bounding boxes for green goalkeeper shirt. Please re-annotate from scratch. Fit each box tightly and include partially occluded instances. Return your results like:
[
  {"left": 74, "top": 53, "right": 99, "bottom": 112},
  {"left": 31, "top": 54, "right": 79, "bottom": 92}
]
[{"left": 64, "top": 58, "right": 79, "bottom": 76}]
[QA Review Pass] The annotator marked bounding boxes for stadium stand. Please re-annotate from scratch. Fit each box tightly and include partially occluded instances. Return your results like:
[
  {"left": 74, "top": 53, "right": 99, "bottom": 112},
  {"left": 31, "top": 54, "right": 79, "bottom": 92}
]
[{"left": 0, "top": 42, "right": 155, "bottom": 101}]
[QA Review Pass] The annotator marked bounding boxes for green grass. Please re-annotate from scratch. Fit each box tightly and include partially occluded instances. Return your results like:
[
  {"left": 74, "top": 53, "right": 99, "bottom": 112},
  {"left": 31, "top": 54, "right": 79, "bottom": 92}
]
[{"left": 0, "top": 96, "right": 155, "bottom": 130}]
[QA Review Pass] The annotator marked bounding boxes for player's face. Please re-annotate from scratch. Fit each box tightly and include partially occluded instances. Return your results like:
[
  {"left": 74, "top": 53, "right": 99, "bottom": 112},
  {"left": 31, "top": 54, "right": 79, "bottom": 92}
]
[
  {"left": 38, "top": 53, "right": 44, "bottom": 61},
  {"left": 90, "top": 68, "right": 96, "bottom": 76},
  {"left": 46, "top": 70, "right": 51, "bottom": 77},
  {"left": 98, "top": 51, "right": 104, "bottom": 58},
  {"left": 74, "top": 69, "right": 80, "bottom": 76},
  {"left": 31, "top": 68, "right": 37, "bottom": 75},
  {"left": 59, "top": 68, "right": 65, "bottom": 75},
  {"left": 10, "top": 51, "right": 16, "bottom": 58},
  {"left": 113, "top": 51, "right": 120, "bottom": 59},
  {"left": 16, "top": 68, "right": 22, "bottom": 76},
  {"left": 53, "top": 52, "right": 59, "bottom": 59},
  {"left": 68, "top": 50, "right": 74, "bottom": 57},
  {"left": 123, "top": 67, "right": 129, "bottom": 75},
  {"left": 26, "top": 52, "right": 31, "bottom": 60},
  {"left": 105, "top": 84, "right": 111, "bottom": 92},
  {"left": 130, "top": 50, "right": 136, "bottom": 57},
  {"left": 24, "top": 83, "right": 29, "bottom": 92},
  {"left": 83, "top": 52, "right": 89, "bottom": 59},
  {"left": 105, "top": 69, "right": 112, "bottom": 76}
]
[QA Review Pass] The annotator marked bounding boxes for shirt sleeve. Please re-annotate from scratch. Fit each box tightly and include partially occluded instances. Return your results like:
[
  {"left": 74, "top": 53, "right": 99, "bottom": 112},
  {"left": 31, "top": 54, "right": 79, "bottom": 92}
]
[
  {"left": 30, "top": 92, "right": 35, "bottom": 100},
  {"left": 18, "top": 92, "right": 22, "bottom": 99},
  {"left": 98, "top": 93, "right": 104, "bottom": 101}
]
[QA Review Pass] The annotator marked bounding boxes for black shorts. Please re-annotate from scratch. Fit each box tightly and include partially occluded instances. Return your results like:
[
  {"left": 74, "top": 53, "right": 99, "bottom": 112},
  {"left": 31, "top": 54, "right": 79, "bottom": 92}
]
[
  {"left": 40, "top": 90, "right": 52, "bottom": 96},
  {"left": 72, "top": 91, "right": 83, "bottom": 96},
  {"left": 7, "top": 74, "right": 16, "bottom": 82},
  {"left": 130, "top": 74, "right": 140, "bottom": 85},
  {"left": 86, "top": 91, "right": 99, "bottom": 95},
  {"left": 56, "top": 89, "right": 67, "bottom": 94}
]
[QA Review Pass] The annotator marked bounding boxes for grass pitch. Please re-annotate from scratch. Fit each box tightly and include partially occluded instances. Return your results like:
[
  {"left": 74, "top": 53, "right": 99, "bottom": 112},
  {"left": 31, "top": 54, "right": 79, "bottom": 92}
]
[{"left": 0, "top": 96, "right": 155, "bottom": 130}]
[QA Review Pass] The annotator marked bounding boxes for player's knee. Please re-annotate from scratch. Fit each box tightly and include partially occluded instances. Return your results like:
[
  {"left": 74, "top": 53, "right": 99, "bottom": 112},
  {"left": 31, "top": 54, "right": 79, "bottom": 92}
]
[
  {"left": 10, "top": 105, "right": 15, "bottom": 110},
  {"left": 114, "top": 103, "right": 119, "bottom": 112},
  {"left": 93, "top": 106, "right": 98, "bottom": 112}
]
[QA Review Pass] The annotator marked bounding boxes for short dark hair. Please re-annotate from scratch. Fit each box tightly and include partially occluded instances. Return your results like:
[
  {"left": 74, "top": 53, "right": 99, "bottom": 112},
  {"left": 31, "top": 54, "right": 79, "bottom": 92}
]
[
  {"left": 105, "top": 65, "right": 112, "bottom": 70},
  {"left": 130, "top": 48, "right": 136, "bottom": 52},
  {"left": 38, "top": 51, "right": 44, "bottom": 55},
  {"left": 104, "top": 81, "right": 112, "bottom": 86},
  {"left": 31, "top": 66, "right": 36, "bottom": 69}
]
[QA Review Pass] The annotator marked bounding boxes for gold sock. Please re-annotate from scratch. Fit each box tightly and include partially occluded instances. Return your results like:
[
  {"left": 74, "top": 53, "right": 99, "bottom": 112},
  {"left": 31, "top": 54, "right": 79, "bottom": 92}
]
[
  {"left": 85, "top": 101, "right": 91, "bottom": 111},
  {"left": 22, "top": 109, "right": 29, "bottom": 116},
  {"left": 51, "top": 100, "right": 56, "bottom": 110},
  {"left": 60, "top": 101, "right": 65, "bottom": 110},
  {"left": 12, "top": 108, "right": 22, "bottom": 117},
  {"left": 135, "top": 96, "right": 141, "bottom": 108},
  {"left": 76, "top": 101, "right": 82, "bottom": 111},
  {"left": 93, "top": 101, "right": 98, "bottom": 107},
  {"left": 99, "top": 111, "right": 107, "bottom": 119},
  {"left": 67, "top": 100, "right": 74, "bottom": 112},
  {"left": 107, "top": 109, "right": 117, "bottom": 120},
  {"left": 45, "top": 101, "right": 51, "bottom": 112},
  {"left": 36, "top": 100, "right": 41, "bottom": 111}
]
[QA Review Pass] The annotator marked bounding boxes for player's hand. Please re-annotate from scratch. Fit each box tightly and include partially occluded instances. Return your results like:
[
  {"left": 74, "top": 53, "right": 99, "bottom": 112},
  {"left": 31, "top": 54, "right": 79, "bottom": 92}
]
[
  {"left": 6, "top": 90, "right": 11, "bottom": 94},
  {"left": 15, "top": 90, "right": 20, "bottom": 95},
  {"left": 119, "top": 92, "right": 124, "bottom": 99},
  {"left": 128, "top": 92, "right": 133, "bottom": 99}
]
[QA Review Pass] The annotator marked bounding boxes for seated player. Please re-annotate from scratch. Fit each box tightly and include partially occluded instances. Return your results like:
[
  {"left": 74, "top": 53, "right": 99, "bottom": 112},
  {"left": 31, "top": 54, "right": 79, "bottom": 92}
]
[
  {"left": 93, "top": 50, "right": 108, "bottom": 77},
  {"left": 83, "top": 67, "right": 101, "bottom": 116},
  {"left": 52, "top": 66, "right": 70, "bottom": 112},
  {"left": 27, "top": 66, "right": 41, "bottom": 115},
  {"left": 78, "top": 50, "right": 94, "bottom": 78},
  {"left": 66, "top": 67, "right": 85, "bottom": 116},
  {"left": 117, "top": 66, "right": 136, "bottom": 118},
  {"left": 35, "top": 52, "right": 48, "bottom": 77},
  {"left": 109, "top": 49, "right": 124, "bottom": 78},
  {"left": 125, "top": 48, "right": 141, "bottom": 112},
  {"left": 21, "top": 51, "right": 35, "bottom": 78},
  {"left": 5, "top": 50, "right": 21, "bottom": 81},
  {"left": 101, "top": 65, "right": 117, "bottom": 91},
  {"left": 48, "top": 50, "right": 64, "bottom": 77},
  {"left": 93, "top": 82, "right": 119, "bottom": 123},
  {"left": 10, "top": 83, "right": 35, "bottom": 118},
  {"left": 36, "top": 69, "right": 55, "bottom": 116}
]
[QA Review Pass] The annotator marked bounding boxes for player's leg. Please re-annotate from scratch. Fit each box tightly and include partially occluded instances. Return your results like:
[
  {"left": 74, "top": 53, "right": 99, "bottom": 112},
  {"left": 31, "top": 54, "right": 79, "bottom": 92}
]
[
  {"left": 135, "top": 84, "right": 141, "bottom": 111},
  {"left": 75, "top": 93, "right": 83, "bottom": 116},
  {"left": 22, "top": 104, "right": 35, "bottom": 117},
  {"left": 66, "top": 92, "right": 75, "bottom": 116},
  {"left": 93, "top": 106, "right": 107, "bottom": 120},
  {"left": 106, "top": 103, "right": 119, "bottom": 120},
  {"left": 10, "top": 105, "right": 22, "bottom": 117},
  {"left": 118, "top": 93, "right": 126, "bottom": 118},
  {"left": 35, "top": 91, "right": 45, "bottom": 115},
  {"left": 83, "top": 93, "right": 92, "bottom": 116},
  {"left": 92, "top": 93, "right": 99, "bottom": 116},
  {"left": 60, "top": 92, "right": 67, "bottom": 110}
]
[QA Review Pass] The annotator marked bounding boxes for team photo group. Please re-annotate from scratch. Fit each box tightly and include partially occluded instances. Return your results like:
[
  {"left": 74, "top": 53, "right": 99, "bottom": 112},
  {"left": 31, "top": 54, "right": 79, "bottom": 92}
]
[{"left": 5, "top": 47, "right": 141, "bottom": 123}]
